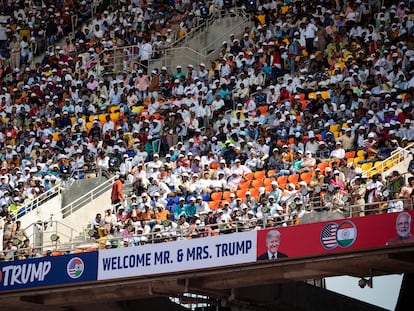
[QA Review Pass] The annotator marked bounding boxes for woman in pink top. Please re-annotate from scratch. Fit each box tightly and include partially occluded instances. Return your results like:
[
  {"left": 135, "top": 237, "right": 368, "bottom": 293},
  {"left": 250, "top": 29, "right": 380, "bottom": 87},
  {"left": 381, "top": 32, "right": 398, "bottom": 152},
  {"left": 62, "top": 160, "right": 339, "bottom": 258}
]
[
  {"left": 330, "top": 170, "right": 345, "bottom": 191},
  {"left": 134, "top": 70, "right": 150, "bottom": 102}
]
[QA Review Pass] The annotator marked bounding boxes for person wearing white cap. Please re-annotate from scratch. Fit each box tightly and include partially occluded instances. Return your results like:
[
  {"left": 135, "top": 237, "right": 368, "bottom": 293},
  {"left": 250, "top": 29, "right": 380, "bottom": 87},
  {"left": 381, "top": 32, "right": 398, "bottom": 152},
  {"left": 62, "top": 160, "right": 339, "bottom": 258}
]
[
  {"left": 172, "top": 197, "right": 187, "bottom": 220},
  {"left": 266, "top": 85, "right": 278, "bottom": 105},
  {"left": 304, "top": 133, "right": 318, "bottom": 155},
  {"left": 361, "top": 132, "right": 377, "bottom": 151},
  {"left": 268, "top": 181, "right": 282, "bottom": 205},
  {"left": 336, "top": 127, "right": 355, "bottom": 151},
  {"left": 197, "top": 63, "right": 208, "bottom": 82},
  {"left": 330, "top": 141, "right": 345, "bottom": 159},
  {"left": 195, "top": 195, "right": 210, "bottom": 214},
  {"left": 148, "top": 95, "right": 160, "bottom": 115},
  {"left": 228, "top": 158, "right": 252, "bottom": 191},
  {"left": 245, "top": 150, "right": 263, "bottom": 171},
  {"left": 287, "top": 30, "right": 302, "bottom": 74},
  {"left": 154, "top": 189, "right": 170, "bottom": 209},
  {"left": 173, "top": 64, "right": 186, "bottom": 80},
  {"left": 146, "top": 152, "right": 163, "bottom": 173},
  {"left": 134, "top": 69, "right": 149, "bottom": 101},
  {"left": 213, "top": 159, "right": 229, "bottom": 179},
  {"left": 298, "top": 151, "right": 316, "bottom": 173},
  {"left": 398, "top": 119, "right": 414, "bottom": 141},
  {"left": 365, "top": 174, "right": 384, "bottom": 205}
]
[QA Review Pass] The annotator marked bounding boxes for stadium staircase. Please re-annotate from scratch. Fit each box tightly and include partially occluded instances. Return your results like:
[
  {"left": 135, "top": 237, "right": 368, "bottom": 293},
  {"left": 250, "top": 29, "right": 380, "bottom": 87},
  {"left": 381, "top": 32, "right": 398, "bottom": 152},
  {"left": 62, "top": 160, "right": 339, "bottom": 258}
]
[
  {"left": 362, "top": 142, "right": 413, "bottom": 179},
  {"left": 17, "top": 175, "right": 126, "bottom": 247},
  {"left": 91, "top": 7, "right": 252, "bottom": 77}
]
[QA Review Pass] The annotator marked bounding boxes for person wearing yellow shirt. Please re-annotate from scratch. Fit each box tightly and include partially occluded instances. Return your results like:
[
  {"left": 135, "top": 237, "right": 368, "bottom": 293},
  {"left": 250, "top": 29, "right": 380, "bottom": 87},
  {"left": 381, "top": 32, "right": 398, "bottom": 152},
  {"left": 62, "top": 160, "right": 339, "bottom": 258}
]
[{"left": 18, "top": 24, "right": 31, "bottom": 42}]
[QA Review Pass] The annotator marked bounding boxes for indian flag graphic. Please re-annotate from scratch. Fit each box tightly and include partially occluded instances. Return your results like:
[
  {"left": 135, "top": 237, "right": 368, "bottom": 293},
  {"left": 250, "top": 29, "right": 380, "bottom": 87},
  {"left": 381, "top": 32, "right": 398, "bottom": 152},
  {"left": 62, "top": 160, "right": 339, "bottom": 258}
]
[{"left": 336, "top": 221, "right": 357, "bottom": 248}]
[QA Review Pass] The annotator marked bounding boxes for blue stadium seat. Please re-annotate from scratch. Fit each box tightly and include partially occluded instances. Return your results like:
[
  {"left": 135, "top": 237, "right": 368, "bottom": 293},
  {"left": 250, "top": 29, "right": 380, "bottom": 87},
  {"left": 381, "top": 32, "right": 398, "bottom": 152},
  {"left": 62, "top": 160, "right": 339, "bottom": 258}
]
[{"left": 201, "top": 193, "right": 210, "bottom": 201}]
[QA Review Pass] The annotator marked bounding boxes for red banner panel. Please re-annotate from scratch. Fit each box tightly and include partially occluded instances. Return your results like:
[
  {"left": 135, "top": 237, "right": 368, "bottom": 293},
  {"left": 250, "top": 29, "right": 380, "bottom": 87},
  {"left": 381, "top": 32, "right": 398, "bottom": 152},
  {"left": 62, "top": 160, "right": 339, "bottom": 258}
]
[{"left": 256, "top": 211, "right": 414, "bottom": 260}]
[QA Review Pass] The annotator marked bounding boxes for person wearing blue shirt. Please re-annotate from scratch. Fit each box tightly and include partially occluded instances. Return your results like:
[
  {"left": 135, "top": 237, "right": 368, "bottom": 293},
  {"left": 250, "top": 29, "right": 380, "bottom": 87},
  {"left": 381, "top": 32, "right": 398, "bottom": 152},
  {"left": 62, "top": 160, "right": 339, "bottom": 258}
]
[
  {"left": 254, "top": 87, "right": 267, "bottom": 106},
  {"left": 185, "top": 197, "right": 197, "bottom": 218},
  {"left": 109, "top": 86, "right": 121, "bottom": 105},
  {"left": 173, "top": 198, "right": 187, "bottom": 220}
]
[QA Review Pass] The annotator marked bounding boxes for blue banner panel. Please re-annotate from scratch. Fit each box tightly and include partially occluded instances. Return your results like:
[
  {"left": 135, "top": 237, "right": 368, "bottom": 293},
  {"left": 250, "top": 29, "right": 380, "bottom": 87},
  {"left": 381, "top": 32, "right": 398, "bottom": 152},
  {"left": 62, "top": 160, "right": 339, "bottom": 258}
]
[{"left": 0, "top": 251, "right": 98, "bottom": 292}]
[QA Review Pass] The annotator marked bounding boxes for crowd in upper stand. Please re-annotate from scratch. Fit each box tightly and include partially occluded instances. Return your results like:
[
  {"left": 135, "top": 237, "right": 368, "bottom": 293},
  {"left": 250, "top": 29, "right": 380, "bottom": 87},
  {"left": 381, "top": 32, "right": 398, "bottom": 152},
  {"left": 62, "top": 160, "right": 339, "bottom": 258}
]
[{"left": 1, "top": 0, "right": 414, "bottom": 259}]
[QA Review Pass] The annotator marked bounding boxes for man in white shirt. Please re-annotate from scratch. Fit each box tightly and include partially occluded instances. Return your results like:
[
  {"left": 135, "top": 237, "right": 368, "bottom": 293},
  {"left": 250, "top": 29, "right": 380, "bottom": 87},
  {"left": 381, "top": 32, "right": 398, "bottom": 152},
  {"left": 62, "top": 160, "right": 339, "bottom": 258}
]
[
  {"left": 211, "top": 94, "right": 225, "bottom": 115},
  {"left": 330, "top": 141, "right": 345, "bottom": 159},
  {"left": 242, "top": 95, "right": 256, "bottom": 116},
  {"left": 102, "top": 115, "right": 115, "bottom": 134},
  {"left": 139, "top": 38, "right": 152, "bottom": 72},
  {"left": 304, "top": 19, "right": 318, "bottom": 53}
]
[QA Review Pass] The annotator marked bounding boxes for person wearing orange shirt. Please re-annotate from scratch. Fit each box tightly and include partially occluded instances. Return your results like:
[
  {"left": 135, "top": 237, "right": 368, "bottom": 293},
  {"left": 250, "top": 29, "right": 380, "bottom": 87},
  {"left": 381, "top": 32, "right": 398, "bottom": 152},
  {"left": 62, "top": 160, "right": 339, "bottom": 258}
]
[
  {"left": 139, "top": 204, "right": 155, "bottom": 222},
  {"left": 154, "top": 204, "right": 170, "bottom": 221},
  {"left": 111, "top": 174, "right": 125, "bottom": 207}
]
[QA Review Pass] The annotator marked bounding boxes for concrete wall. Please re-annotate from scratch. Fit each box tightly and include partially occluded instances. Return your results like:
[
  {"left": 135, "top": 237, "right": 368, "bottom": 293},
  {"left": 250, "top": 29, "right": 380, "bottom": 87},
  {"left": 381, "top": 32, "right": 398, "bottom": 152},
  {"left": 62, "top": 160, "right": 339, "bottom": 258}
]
[
  {"left": 20, "top": 194, "right": 63, "bottom": 230},
  {"left": 61, "top": 177, "right": 107, "bottom": 207},
  {"left": 62, "top": 188, "right": 112, "bottom": 234},
  {"left": 18, "top": 186, "right": 112, "bottom": 245}
]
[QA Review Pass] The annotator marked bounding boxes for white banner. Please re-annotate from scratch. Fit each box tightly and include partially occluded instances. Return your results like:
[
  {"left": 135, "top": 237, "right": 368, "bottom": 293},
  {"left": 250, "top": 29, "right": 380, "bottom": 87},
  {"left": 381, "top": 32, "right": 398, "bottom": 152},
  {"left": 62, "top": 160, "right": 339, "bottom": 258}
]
[{"left": 97, "top": 231, "right": 257, "bottom": 280}]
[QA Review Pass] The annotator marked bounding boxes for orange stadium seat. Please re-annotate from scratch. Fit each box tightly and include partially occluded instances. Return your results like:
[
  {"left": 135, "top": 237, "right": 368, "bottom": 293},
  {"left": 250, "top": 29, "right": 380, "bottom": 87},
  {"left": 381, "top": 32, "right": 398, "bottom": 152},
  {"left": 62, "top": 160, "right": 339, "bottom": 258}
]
[
  {"left": 238, "top": 181, "right": 251, "bottom": 190},
  {"left": 264, "top": 178, "right": 275, "bottom": 187},
  {"left": 357, "top": 150, "right": 365, "bottom": 158},
  {"left": 244, "top": 172, "right": 254, "bottom": 181},
  {"left": 254, "top": 170, "right": 265, "bottom": 180},
  {"left": 353, "top": 157, "right": 364, "bottom": 165},
  {"left": 108, "top": 105, "right": 120, "bottom": 113},
  {"left": 288, "top": 174, "right": 299, "bottom": 184},
  {"left": 267, "top": 170, "right": 277, "bottom": 177},
  {"left": 300, "top": 172, "right": 312, "bottom": 184},
  {"left": 98, "top": 113, "right": 108, "bottom": 122},
  {"left": 210, "top": 192, "right": 222, "bottom": 202},
  {"left": 317, "top": 162, "right": 329, "bottom": 172},
  {"left": 247, "top": 188, "right": 259, "bottom": 200},
  {"left": 251, "top": 179, "right": 263, "bottom": 189},
  {"left": 361, "top": 162, "right": 373, "bottom": 171},
  {"left": 222, "top": 191, "right": 232, "bottom": 201},
  {"left": 208, "top": 201, "right": 219, "bottom": 210},
  {"left": 345, "top": 151, "right": 356, "bottom": 159},
  {"left": 236, "top": 189, "right": 246, "bottom": 199},
  {"left": 277, "top": 175, "right": 288, "bottom": 188}
]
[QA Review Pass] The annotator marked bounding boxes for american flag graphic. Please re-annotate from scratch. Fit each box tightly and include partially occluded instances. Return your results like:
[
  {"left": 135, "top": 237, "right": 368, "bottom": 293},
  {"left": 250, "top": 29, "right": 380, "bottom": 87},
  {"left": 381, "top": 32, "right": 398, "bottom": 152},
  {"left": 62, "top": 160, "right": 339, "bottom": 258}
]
[{"left": 320, "top": 223, "right": 338, "bottom": 250}]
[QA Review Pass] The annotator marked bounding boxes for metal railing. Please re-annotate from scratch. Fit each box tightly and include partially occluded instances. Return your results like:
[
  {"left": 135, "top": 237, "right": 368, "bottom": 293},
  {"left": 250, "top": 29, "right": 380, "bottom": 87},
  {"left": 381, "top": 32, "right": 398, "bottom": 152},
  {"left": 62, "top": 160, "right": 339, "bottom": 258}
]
[
  {"left": 69, "top": 167, "right": 106, "bottom": 180},
  {"left": 169, "top": 8, "right": 222, "bottom": 49},
  {"left": 3, "top": 197, "right": 413, "bottom": 261},
  {"left": 171, "top": 7, "right": 250, "bottom": 51},
  {"left": 199, "top": 8, "right": 251, "bottom": 57},
  {"left": 13, "top": 184, "right": 62, "bottom": 221},
  {"left": 61, "top": 175, "right": 116, "bottom": 218},
  {"left": 88, "top": 7, "right": 251, "bottom": 77},
  {"left": 363, "top": 142, "right": 414, "bottom": 178},
  {"left": 24, "top": 219, "right": 78, "bottom": 248},
  {"left": 12, "top": 167, "right": 110, "bottom": 221}
]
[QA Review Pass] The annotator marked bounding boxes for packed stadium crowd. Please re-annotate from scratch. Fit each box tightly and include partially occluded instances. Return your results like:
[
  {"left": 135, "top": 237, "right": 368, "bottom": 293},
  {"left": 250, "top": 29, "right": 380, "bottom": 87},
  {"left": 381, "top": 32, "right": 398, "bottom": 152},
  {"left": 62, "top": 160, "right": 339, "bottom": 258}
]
[{"left": 1, "top": 0, "right": 414, "bottom": 260}]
